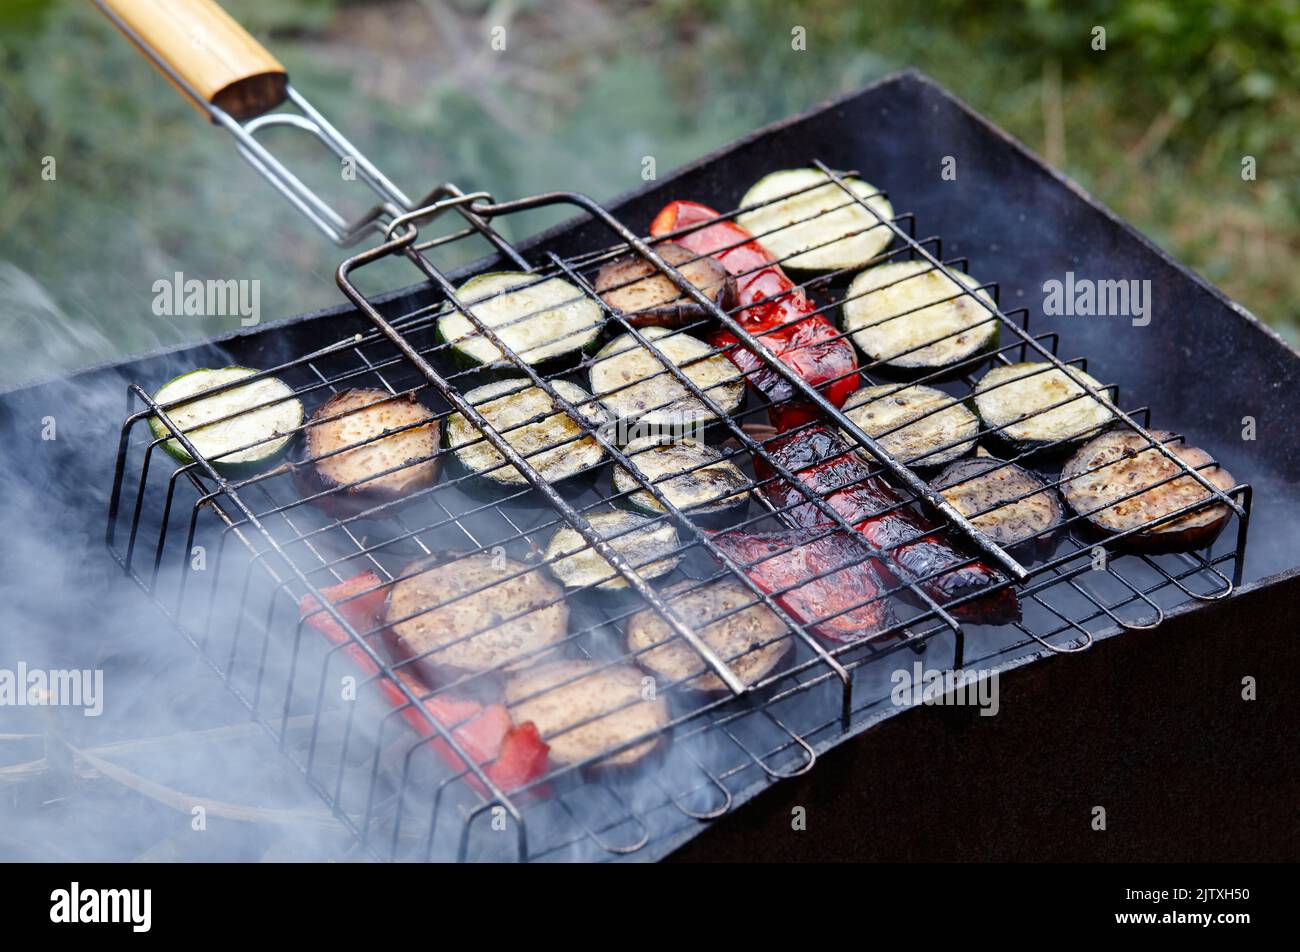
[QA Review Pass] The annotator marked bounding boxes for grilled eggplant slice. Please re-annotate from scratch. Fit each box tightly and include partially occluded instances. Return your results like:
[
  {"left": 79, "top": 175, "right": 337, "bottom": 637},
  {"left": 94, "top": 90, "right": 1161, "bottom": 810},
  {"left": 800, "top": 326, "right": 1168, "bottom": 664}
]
[
  {"left": 589, "top": 327, "right": 744, "bottom": 431},
  {"left": 297, "top": 389, "right": 439, "bottom": 514},
  {"left": 384, "top": 552, "right": 568, "bottom": 680},
  {"left": 933, "top": 456, "right": 1064, "bottom": 551},
  {"left": 736, "top": 168, "right": 894, "bottom": 272},
  {"left": 841, "top": 383, "right": 978, "bottom": 467},
  {"left": 436, "top": 271, "right": 604, "bottom": 370},
  {"left": 974, "top": 362, "right": 1116, "bottom": 454},
  {"left": 842, "top": 260, "right": 997, "bottom": 372},
  {"left": 1060, "top": 429, "right": 1237, "bottom": 553},
  {"left": 543, "top": 510, "right": 682, "bottom": 592},
  {"left": 626, "top": 579, "right": 791, "bottom": 693},
  {"left": 444, "top": 378, "right": 610, "bottom": 489},
  {"left": 506, "top": 659, "right": 669, "bottom": 770},
  {"left": 150, "top": 367, "right": 302, "bottom": 474},
  {"left": 594, "top": 242, "right": 730, "bottom": 327},
  {"left": 612, "top": 437, "right": 750, "bottom": 525}
]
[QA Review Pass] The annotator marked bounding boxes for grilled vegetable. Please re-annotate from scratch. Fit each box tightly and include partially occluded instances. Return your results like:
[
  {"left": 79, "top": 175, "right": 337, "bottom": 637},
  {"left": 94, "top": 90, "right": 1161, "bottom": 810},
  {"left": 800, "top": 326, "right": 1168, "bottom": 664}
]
[
  {"left": 736, "top": 168, "right": 895, "bottom": 272},
  {"left": 841, "top": 383, "right": 978, "bottom": 467},
  {"left": 297, "top": 389, "right": 440, "bottom": 514},
  {"left": 149, "top": 367, "right": 302, "bottom": 474},
  {"left": 543, "top": 511, "right": 682, "bottom": 592},
  {"left": 933, "top": 456, "right": 1064, "bottom": 551},
  {"left": 709, "top": 529, "right": 896, "bottom": 643},
  {"left": 594, "top": 242, "right": 731, "bottom": 327},
  {"left": 436, "top": 271, "right": 604, "bottom": 370},
  {"left": 506, "top": 659, "right": 669, "bottom": 770},
  {"left": 588, "top": 327, "right": 744, "bottom": 431},
  {"left": 444, "top": 378, "right": 609, "bottom": 489},
  {"left": 842, "top": 261, "right": 997, "bottom": 372},
  {"left": 1060, "top": 429, "right": 1237, "bottom": 553},
  {"left": 757, "top": 425, "right": 1020, "bottom": 625},
  {"left": 383, "top": 552, "right": 569, "bottom": 680},
  {"left": 649, "top": 200, "right": 859, "bottom": 429},
  {"left": 611, "top": 437, "right": 750, "bottom": 524},
  {"left": 973, "top": 362, "right": 1115, "bottom": 454},
  {"left": 626, "top": 578, "right": 791, "bottom": 692}
]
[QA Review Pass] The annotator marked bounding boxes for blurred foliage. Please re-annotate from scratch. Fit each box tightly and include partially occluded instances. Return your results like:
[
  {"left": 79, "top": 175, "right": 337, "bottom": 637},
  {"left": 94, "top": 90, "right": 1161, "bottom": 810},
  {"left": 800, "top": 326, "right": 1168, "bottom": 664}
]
[{"left": 0, "top": 0, "right": 1297, "bottom": 384}]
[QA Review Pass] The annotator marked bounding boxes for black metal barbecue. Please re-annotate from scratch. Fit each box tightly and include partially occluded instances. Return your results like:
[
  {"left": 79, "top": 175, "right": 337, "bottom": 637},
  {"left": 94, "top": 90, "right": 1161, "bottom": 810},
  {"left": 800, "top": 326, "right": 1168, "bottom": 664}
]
[{"left": 3, "top": 1, "right": 1295, "bottom": 863}]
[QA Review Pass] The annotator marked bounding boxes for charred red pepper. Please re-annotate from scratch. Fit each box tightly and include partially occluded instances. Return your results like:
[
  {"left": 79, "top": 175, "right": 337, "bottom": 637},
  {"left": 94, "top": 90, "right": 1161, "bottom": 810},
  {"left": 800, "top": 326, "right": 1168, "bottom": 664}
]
[
  {"left": 709, "top": 528, "right": 897, "bottom": 643},
  {"left": 649, "top": 200, "right": 858, "bottom": 426},
  {"left": 756, "top": 426, "right": 1021, "bottom": 625},
  {"left": 298, "top": 572, "right": 550, "bottom": 793}
]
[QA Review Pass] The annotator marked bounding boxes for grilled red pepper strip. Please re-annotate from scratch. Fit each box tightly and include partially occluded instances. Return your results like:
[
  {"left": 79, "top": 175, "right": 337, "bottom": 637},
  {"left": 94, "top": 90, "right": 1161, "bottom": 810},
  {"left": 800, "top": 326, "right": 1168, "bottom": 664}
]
[
  {"left": 649, "top": 200, "right": 858, "bottom": 426},
  {"left": 756, "top": 426, "right": 1021, "bottom": 625},
  {"left": 709, "top": 528, "right": 897, "bottom": 643},
  {"left": 298, "top": 572, "right": 550, "bottom": 793}
]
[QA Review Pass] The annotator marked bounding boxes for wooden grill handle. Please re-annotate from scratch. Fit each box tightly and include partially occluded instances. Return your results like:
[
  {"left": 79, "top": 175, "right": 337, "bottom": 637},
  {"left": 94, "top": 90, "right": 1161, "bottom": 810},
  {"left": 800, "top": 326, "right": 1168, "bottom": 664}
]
[{"left": 96, "top": 0, "right": 288, "bottom": 121}]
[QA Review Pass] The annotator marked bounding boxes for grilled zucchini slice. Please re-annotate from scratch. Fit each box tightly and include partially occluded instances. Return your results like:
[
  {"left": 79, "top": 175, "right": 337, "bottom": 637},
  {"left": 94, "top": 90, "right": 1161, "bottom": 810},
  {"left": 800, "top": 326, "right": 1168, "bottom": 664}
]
[
  {"left": 842, "top": 260, "right": 997, "bottom": 372},
  {"left": 594, "top": 242, "right": 731, "bottom": 327},
  {"left": 543, "top": 510, "right": 682, "bottom": 592},
  {"left": 933, "top": 456, "right": 1065, "bottom": 551},
  {"left": 736, "top": 168, "right": 894, "bottom": 271},
  {"left": 436, "top": 271, "right": 604, "bottom": 370},
  {"left": 974, "top": 362, "right": 1116, "bottom": 454},
  {"left": 626, "top": 579, "right": 791, "bottom": 693},
  {"left": 444, "top": 378, "right": 610, "bottom": 489},
  {"left": 384, "top": 552, "right": 568, "bottom": 680},
  {"left": 506, "top": 659, "right": 669, "bottom": 770},
  {"left": 841, "top": 383, "right": 978, "bottom": 467},
  {"left": 297, "top": 389, "right": 440, "bottom": 513},
  {"left": 612, "top": 437, "right": 750, "bottom": 524},
  {"left": 1060, "top": 429, "right": 1237, "bottom": 553},
  {"left": 149, "top": 367, "right": 302, "bottom": 474},
  {"left": 588, "top": 327, "right": 744, "bottom": 431}
]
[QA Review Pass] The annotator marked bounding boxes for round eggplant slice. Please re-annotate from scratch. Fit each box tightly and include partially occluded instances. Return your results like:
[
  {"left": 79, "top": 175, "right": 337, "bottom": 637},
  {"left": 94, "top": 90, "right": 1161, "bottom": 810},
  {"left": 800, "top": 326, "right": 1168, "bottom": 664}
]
[
  {"left": 843, "top": 260, "right": 997, "bottom": 371},
  {"left": 841, "top": 383, "right": 978, "bottom": 467},
  {"left": 588, "top": 327, "right": 744, "bottom": 432},
  {"left": 594, "top": 242, "right": 730, "bottom": 327},
  {"left": 933, "top": 456, "right": 1065, "bottom": 549},
  {"left": 974, "top": 362, "right": 1116, "bottom": 454},
  {"left": 384, "top": 552, "right": 568, "bottom": 679},
  {"left": 436, "top": 271, "right": 604, "bottom": 369},
  {"left": 1060, "top": 429, "right": 1237, "bottom": 553},
  {"left": 444, "top": 378, "right": 610, "bottom": 489},
  {"left": 626, "top": 579, "right": 791, "bottom": 693},
  {"left": 505, "top": 659, "right": 669, "bottom": 770},
  {"left": 149, "top": 367, "right": 302, "bottom": 474},
  {"left": 612, "top": 437, "right": 750, "bottom": 522},
  {"left": 543, "top": 510, "right": 682, "bottom": 592},
  {"left": 736, "top": 168, "right": 894, "bottom": 272},
  {"left": 299, "top": 389, "right": 440, "bottom": 511}
]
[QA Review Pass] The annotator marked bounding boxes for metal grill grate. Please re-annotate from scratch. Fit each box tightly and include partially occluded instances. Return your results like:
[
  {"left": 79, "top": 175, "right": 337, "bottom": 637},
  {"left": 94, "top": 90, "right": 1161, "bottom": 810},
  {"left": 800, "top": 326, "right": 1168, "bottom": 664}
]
[{"left": 106, "top": 165, "right": 1251, "bottom": 862}]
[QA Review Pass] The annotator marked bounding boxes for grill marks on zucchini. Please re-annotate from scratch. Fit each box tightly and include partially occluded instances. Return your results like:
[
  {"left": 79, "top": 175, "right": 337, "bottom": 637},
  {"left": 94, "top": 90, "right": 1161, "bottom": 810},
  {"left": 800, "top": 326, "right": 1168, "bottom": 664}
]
[
  {"left": 543, "top": 511, "right": 682, "bottom": 591},
  {"left": 437, "top": 272, "right": 603, "bottom": 369},
  {"left": 974, "top": 362, "right": 1116, "bottom": 453},
  {"left": 384, "top": 553, "right": 568, "bottom": 678},
  {"left": 612, "top": 437, "right": 750, "bottom": 521},
  {"left": 737, "top": 168, "right": 894, "bottom": 271},
  {"left": 842, "top": 261, "right": 997, "bottom": 371},
  {"left": 933, "top": 457, "right": 1065, "bottom": 549},
  {"left": 588, "top": 327, "right": 744, "bottom": 429},
  {"left": 506, "top": 659, "right": 669, "bottom": 769},
  {"left": 594, "top": 242, "right": 730, "bottom": 327},
  {"left": 841, "top": 383, "right": 978, "bottom": 467},
  {"left": 445, "top": 378, "right": 609, "bottom": 487},
  {"left": 150, "top": 367, "right": 302, "bottom": 473},
  {"left": 300, "top": 389, "right": 440, "bottom": 509},
  {"left": 626, "top": 579, "right": 791, "bottom": 693},
  {"left": 1061, "top": 429, "right": 1237, "bottom": 553}
]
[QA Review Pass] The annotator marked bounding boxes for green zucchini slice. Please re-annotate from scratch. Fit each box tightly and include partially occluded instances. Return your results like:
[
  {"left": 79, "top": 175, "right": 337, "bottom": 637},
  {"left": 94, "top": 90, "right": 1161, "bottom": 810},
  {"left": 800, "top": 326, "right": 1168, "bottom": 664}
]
[
  {"left": 612, "top": 437, "right": 750, "bottom": 522},
  {"left": 973, "top": 362, "right": 1116, "bottom": 453},
  {"left": 841, "top": 383, "right": 978, "bottom": 467},
  {"left": 543, "top": 510, "right": 682, "bottom": 592}
]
